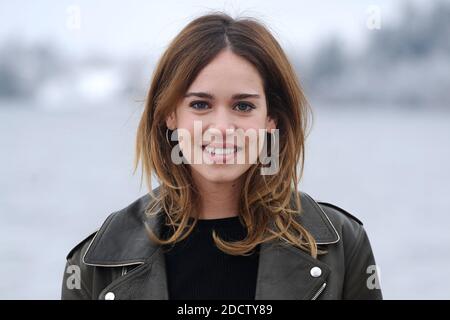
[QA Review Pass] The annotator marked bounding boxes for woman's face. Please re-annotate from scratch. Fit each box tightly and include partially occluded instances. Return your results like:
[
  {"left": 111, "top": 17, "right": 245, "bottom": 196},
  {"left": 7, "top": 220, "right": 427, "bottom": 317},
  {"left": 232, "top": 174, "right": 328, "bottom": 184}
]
[{"left": 166, "top": 49, "right": 276, "bottom": 184}]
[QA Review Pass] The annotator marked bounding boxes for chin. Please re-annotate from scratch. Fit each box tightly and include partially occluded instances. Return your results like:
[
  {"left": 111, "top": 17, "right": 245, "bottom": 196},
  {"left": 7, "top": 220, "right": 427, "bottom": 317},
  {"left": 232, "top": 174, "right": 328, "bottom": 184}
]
[{"left": 191, "top": 164, "right": 250, "bottom": 184}]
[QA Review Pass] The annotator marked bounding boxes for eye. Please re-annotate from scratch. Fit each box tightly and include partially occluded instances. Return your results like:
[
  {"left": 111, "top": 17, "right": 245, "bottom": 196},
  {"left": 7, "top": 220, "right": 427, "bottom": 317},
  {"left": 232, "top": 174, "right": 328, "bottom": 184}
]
[
  {"left": 189, "top": 101, "right": 210, "bottom": 110},
  {"left": 234, "top": 102, "right": 255, "bottom": 112}
]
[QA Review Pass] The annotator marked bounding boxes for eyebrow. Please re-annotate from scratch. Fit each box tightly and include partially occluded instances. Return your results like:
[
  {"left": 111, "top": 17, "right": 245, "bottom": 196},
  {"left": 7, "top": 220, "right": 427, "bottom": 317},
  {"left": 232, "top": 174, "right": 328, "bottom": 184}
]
[{"left": 184, "top": 92, "right": 261, "bottom": 100}]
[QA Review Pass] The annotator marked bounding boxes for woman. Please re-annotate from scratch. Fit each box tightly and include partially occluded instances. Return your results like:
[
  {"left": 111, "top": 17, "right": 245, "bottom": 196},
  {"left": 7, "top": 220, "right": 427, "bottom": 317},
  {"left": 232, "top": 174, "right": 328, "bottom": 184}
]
[{"left": 61, "top": 12, "right": 382, "bottom": 300}]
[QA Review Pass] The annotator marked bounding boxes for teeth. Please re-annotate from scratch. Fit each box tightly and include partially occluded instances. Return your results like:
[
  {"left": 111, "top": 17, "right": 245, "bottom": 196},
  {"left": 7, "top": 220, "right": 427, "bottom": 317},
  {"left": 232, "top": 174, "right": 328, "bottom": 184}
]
[{"left": 204, "top": 146, "right": 236, "bottom": 155}]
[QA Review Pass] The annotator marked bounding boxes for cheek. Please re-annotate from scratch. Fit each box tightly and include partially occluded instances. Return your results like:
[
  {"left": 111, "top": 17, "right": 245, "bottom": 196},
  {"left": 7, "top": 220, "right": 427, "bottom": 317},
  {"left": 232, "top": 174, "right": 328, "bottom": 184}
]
[{"left": 174, "top": 111, "right": 201, "bottom": 147}]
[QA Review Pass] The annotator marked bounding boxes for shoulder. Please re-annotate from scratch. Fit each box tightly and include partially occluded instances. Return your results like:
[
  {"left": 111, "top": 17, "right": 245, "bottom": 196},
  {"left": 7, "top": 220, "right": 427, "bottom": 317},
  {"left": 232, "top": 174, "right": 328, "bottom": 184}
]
[
  {"left": 316, "top": 200, "right": 363, "bottom": 226},
  {"left": 64, "top": 191, "right": 156, "bottom": 264},
  {"left": 66, "top": 230, "right": 97, "bottom": 262},
  {"left": 313, "top": 198, "right": 371, "bottom": 254},
  {"left": 64, "top": 208, "right": 119, "bottom": 263},
  {"left": 298, "top": 191, "right": 367, "bottom": 246}
]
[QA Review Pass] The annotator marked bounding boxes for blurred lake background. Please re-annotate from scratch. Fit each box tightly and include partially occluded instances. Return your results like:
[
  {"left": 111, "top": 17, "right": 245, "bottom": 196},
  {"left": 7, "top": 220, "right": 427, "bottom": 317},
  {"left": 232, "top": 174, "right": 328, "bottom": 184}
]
[{"left": 1, "top": 0, "right": 449, "bottom": 299}]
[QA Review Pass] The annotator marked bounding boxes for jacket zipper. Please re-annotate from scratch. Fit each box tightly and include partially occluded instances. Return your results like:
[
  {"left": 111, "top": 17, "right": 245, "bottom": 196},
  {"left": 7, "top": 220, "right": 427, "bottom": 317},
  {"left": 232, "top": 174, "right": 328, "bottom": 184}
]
[{"left": 311, "top": 282, "right": 327, "bottom": 300}]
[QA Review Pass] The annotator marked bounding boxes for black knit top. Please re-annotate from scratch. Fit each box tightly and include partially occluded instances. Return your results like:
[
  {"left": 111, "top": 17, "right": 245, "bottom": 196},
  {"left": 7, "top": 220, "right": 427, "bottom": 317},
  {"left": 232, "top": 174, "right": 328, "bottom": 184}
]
[{"left": 162, "top": 215, "right": 260, "bottom": 300}]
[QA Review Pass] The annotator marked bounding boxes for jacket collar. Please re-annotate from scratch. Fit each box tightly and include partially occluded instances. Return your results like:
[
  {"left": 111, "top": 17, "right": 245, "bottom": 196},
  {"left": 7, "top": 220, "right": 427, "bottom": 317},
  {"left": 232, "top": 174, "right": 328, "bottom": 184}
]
[
  {"left": 83, "top": 187, "right": 340, "bottom": 299},
  {"left": 83, "top": 187, "right": 339, "bottom": 267}
]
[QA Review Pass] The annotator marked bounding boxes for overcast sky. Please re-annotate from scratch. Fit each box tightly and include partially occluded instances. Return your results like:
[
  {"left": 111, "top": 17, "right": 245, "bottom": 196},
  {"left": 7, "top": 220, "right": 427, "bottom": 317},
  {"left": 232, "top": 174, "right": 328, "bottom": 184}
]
[{"left": 0, "top": 0, "right": 429, "bottom": 58}]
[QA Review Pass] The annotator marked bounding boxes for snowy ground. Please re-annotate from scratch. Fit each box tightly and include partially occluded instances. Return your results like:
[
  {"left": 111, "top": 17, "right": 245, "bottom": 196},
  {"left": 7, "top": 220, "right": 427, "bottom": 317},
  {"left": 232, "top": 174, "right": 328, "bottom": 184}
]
[{"left": 1, "top": 101, "right": 449, "bottom": 299}]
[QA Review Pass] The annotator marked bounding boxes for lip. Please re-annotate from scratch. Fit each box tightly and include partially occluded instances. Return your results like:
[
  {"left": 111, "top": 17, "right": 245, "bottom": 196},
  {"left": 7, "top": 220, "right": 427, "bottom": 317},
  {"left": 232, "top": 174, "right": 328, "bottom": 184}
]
[
  {"left": 201, "top": 144, "right": 242, "bottom": 163},
  {"left": 201, "top": 143, "right": 240, "bottom": 148}
]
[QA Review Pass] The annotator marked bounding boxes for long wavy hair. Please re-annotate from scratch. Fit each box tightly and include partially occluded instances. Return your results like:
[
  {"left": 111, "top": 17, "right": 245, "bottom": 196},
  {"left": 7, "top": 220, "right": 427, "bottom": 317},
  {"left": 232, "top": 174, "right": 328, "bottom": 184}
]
[{"left": 133, "top": 12, "right": 318, "bottom": 258}]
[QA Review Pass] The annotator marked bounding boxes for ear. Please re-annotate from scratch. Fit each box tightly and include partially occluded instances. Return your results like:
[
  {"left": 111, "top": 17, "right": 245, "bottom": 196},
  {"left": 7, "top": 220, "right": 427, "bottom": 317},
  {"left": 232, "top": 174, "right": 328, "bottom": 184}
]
[
  {"left": 266, "top": 115, "right": 277, "bottom": 133},
  {"left": 166, "top": 112, "right": 176, "bottom": 130}
]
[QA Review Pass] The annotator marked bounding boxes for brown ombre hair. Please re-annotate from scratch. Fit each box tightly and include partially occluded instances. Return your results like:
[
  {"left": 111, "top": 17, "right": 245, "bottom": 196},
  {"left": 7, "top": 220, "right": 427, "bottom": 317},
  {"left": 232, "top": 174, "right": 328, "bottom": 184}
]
[{"left": 133, "top": 12, "right": 318, "bottom": 257}]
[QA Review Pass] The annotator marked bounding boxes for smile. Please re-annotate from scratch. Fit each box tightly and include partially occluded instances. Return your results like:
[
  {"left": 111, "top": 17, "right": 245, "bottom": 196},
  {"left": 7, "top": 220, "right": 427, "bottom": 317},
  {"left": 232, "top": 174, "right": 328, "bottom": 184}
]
[
  {"left": 204, "top": 146, "right": 238, "bottom": 155},
  {"left": 201, "top": 144, "right": 243, "bottom": 162}
]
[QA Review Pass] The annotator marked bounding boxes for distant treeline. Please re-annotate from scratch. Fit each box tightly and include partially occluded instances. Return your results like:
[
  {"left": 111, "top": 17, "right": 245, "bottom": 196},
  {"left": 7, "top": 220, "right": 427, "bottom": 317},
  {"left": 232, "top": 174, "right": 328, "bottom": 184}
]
[
  {"left": 298, "top": 1, "right": 450, "bottom": 107},
  {"left": 1, "top": 1, "right": 449, "bottom": 108}
]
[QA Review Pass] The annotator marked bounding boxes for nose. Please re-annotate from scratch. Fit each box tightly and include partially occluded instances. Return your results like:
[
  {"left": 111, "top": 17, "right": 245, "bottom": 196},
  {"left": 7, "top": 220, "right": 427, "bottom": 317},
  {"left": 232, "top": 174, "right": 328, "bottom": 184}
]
[{"left": 207, "top": 107, "right": 237, "bottom": 138}]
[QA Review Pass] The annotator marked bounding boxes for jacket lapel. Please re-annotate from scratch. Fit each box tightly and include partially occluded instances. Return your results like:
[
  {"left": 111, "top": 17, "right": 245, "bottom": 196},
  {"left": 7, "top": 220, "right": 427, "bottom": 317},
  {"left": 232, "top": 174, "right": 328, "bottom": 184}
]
[
  {"left": 254, "top": 191, "right": 339, "bottom": 299},
  {"left": 98, "top": 247, "right": 170, "bottom": 300},
  {"left": 255, "top": 241, "right": 331, "bottom": 299},
  {"left": 82, "top": 188, "right": 340, "bottom": 300}
]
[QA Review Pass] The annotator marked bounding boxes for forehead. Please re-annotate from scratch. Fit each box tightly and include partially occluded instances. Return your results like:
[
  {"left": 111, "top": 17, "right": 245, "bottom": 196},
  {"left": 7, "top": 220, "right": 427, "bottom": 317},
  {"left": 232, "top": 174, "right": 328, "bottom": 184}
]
[{"left": 187, "top": 49, "right": 264, "bottom": 94}]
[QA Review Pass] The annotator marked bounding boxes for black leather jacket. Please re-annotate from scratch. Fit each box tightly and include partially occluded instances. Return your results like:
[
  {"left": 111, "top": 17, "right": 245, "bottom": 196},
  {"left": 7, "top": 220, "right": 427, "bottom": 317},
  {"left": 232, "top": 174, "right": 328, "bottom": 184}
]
[{"left": 61, "top": 188, "right": 383, "bottom": 300}]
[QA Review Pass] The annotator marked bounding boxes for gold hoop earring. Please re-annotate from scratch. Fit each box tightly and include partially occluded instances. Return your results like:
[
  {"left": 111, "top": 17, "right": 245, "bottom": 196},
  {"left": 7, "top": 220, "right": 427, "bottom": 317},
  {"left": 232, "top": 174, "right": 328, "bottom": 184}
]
[{"left": 165, "top": 128, "right": 178, "bottom": 145}]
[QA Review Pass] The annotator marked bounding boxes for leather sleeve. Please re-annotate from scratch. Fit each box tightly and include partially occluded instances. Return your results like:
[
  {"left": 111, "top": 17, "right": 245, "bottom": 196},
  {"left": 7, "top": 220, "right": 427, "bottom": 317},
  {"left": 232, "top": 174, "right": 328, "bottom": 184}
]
[
  {"left": 61, "top": 233, "right": 96, "bottom": 300},
  {"left": 342, "top": 225, "right": 383, "bottom": 300},
  {"left": 61, "top": 259, "right": 92, "bottom": 300}
]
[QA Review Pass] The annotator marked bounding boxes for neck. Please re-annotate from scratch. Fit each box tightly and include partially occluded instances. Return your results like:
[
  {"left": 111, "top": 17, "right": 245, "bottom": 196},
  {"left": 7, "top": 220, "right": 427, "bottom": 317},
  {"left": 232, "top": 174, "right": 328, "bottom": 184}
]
[{"left": 192, "top": 173, "right": 243, "bottom": 220}]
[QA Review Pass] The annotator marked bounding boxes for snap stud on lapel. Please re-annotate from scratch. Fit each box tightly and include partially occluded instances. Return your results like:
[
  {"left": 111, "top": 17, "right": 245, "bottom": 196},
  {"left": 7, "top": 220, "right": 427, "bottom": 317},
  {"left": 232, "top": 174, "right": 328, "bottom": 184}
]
[
  {"left": 310, "top": 266, "right": 322, "bottom": 278},
  {"left": 104, "top": 292, "right": 115, "bottom": 300}
]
